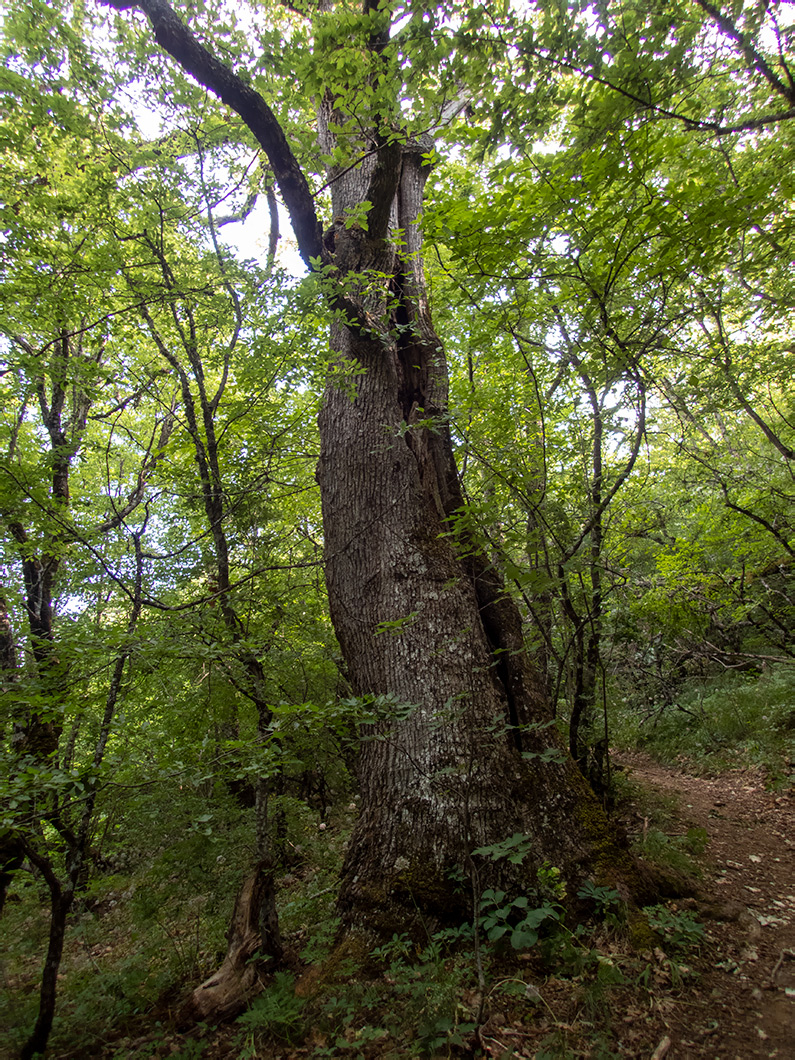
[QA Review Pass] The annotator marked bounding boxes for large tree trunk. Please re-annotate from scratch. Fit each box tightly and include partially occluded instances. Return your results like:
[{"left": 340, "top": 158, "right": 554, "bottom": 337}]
[
  {"left": 317, "top": 139, "right": 640, "bottom": 939},
  {"left": 103, "top": 0, "right": 652, "bottom": 947}
]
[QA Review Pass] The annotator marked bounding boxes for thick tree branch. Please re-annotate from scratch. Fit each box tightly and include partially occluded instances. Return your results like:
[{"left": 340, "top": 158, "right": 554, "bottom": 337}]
[
  {"left": 693, "top": 0, "right": 795, "bottom": 106},
  {"left": 100, "top": 0, "right": 402, "bottom": 339},
  {"left": 100, "top": 0, "right": 323, "bottom": 265}
]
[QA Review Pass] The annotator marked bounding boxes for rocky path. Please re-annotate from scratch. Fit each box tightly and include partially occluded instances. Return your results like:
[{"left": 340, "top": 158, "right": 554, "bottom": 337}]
[{"left": 620, "top": 753, "right": 795, "bottom": 1059}]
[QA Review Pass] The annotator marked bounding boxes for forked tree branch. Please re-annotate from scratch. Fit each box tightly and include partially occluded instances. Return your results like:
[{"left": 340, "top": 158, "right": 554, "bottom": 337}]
[
  {"left": 693, "top": 0, "right": 795, "bottom": 106},
  {"left": 101, "top": 0, "right": 384, "bottom": 336}
]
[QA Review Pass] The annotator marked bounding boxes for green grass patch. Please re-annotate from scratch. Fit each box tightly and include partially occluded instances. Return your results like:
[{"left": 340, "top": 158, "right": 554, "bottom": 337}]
[{"left": 611, "top": 665, "right": 795, "bottom": 782}]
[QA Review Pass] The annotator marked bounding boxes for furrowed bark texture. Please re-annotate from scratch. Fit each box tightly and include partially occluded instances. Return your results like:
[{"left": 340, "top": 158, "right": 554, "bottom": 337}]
[{"left": 317, "top": 139, "right": 632, "bottom": 937}]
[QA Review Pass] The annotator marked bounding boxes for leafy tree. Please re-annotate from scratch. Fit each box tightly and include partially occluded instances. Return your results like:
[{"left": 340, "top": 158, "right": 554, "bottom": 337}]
[
  {"left": 420, "top": 0, "right": 793, "bottom": 782},
  {"left": 1, "top": 0, "right": 792, "bottom": 1051},
  {"left": 0, "top": 50, "right": 176, "bottom": 1049},
  {"left": 0, "top": 37, "right": 337, "bottom": 1046},
  {"left": 94, "top": 0, "right": 644, "bottom": 966}
]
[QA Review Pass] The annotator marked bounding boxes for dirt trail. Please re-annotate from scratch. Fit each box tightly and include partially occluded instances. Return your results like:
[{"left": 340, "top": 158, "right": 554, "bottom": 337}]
[{"left": 620, "top": 753, "right": 795, "bottom": 1059}]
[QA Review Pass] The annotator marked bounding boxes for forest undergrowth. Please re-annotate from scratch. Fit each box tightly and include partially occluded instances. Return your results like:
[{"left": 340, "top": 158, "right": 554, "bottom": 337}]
[{"left": 1, "top": 670, "right": 793, "bottom": 1060}]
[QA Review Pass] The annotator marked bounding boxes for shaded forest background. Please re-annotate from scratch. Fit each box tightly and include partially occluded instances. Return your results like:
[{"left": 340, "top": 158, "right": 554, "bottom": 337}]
[{"left": 0, "top": 0, "right": 793, "bottom": 1055}]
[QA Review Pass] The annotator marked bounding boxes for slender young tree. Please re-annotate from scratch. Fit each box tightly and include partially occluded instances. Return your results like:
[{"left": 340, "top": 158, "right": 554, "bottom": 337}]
[
  {"left": 0, "top": 321, "right": 161, "bottom": 1057},
  {"left": 119, "top": 220, "right": 286, "bottom": 1017}
]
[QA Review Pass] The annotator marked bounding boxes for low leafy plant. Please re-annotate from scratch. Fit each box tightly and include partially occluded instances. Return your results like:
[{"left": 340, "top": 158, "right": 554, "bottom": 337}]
[
  {"left": 479, "top": 887, "right": 562, "bottom": 949},
  {"left": 612, "top": 666, "right": 795, "bottom": 780},
  {"left": 577, "top": 880, "right": 624, "bottom": 928},
  {"left": 638, "top": 826, "right": 707, "bottom": 877},
  {"left": 577, "top": 881, "right": 621, "bottom": 914},
  {"left": 472, "top": 831, "right": 533, "bottom": 866},
  {"left": 645, "top": 904, "right": 705, "bottom": 953},
  {"left": 235, "top": 972, "right": 306, "bottom": 1046},
  {"left": 366, "top": 932, "right": 476, "bottom": 1056},
  {"left": 311, "top": 1021, "right": 390, "bottom": 1058}
]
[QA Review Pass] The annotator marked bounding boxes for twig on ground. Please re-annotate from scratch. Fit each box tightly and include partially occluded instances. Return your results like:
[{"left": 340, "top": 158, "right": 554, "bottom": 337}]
[
  {"left": 770, "top": 947, "right": 795, "bottom": 987},
  {"left": 651, "top": 1035, "right": 672, "bottom": 1059}
]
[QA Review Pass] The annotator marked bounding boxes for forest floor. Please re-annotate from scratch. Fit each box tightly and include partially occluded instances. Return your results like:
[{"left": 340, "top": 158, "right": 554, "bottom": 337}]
[
  {"left": 182, "top": 754, "right": 795, "bottom": 1060},
  {"left": 4, "top": 754, "right": 794, "bottom": 1059},
  {"left": 141, "top": 753, "right": 795, "bottom": 1060},
  {"left": 607, "top": 752, "right": 795, "bottom": 1060}
]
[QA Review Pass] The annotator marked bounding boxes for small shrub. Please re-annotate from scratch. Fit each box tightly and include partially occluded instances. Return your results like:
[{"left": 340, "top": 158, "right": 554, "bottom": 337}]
[
  {"left": 577, "top": 880, "right": 623, "bottom": 924},
  {"left": 637, "top": 827, "right": 704, "bottom": 877},
  {"left": 236, "top": 972, "right": 306, "bottom": 1046},
  {"left": 479, "top": 887, "right": 562, "bottom": 949},
  {"left": 645, "top": 904, "right": 705, "bottom": 953},
  {"left": 611, "top": 666, "right": 795, "bottom": 779}
]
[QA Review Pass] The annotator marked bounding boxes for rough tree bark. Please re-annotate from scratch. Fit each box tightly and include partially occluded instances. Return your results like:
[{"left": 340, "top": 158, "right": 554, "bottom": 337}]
[
  {"left": 316, "top": 128, "right": 631, "bottom": 936},
  {"left": 102, "top": 0, "right": 654, "bottom": 947},
  {"left": 0, "top": 589, "right": 23, "bottom": 918}
]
